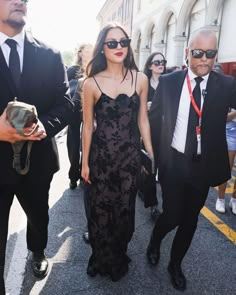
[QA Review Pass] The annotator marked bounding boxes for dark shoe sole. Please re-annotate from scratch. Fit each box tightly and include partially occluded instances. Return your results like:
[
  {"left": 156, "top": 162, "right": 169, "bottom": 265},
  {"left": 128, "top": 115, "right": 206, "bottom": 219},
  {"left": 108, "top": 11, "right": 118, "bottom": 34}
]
[
  {"left": 69, "top": 181, "right": 77, "bottom": 190},
  {"left": 32, "top": 262, "right": 49, "bottom": 279},
  {"left": 168, "top": 264, "right": 186, "bottom": 291},
  {"left": 31, "top": 257, "right": 49, "bottom": 279},
  {"left": 87, "top": 265, "right": 97, "bottom": 277},
  {"left": 146, "top": 245, "right": 160, "bottom": 266}
]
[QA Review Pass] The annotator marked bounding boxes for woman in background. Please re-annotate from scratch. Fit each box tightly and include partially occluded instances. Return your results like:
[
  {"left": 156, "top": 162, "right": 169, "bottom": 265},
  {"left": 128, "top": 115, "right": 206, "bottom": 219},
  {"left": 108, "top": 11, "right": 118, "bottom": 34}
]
[
  {"left": 66, "top": 43, "right": 93, "bottom": 190},
  {"left": 214, "top": 63, "right": 236, "bottom": 215},
  {"left": 138, "top": 52, "right": 167, "bottom": 219}
]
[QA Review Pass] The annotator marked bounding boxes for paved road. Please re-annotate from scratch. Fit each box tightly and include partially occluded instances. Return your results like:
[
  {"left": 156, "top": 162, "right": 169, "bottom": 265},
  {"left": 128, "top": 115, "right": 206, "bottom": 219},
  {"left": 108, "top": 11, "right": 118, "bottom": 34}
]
[{"left": 5, "top": 133, "right": 236, "bottom": 295}]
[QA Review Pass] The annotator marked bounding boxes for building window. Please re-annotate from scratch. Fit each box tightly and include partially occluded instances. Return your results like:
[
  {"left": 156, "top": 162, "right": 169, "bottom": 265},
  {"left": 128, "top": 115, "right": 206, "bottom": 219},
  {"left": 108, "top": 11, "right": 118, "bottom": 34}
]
[
  {"left": 112, "top": 11, "right": 116, "bottom": 21},
  {"left": 124, "top": 0, "right": 130, "bottom": 20},
  {"left": 118, "top": 5, "right": 123, "bottom": 22},
  {"left": 137, "top": 0, "right": 141, "bottom": 12}
]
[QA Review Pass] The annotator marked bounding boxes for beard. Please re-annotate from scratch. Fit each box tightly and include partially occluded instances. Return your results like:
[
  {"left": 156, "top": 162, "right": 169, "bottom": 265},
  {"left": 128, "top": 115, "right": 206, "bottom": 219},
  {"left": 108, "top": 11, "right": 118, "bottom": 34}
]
[{"left": 5, "top": 17, "right": 26, "bottom": 29}]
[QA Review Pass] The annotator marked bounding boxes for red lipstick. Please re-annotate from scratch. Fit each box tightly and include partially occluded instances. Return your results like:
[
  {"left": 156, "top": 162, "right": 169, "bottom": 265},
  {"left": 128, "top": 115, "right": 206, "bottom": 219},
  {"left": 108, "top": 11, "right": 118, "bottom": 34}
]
[{"left": 115, "top": 52, "right": 123, "bottom": 56}]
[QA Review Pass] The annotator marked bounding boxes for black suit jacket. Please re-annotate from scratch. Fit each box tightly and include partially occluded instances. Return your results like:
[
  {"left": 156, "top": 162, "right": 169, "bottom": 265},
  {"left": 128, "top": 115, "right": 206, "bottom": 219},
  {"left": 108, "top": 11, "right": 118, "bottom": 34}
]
[
  {"left": 0, "top": 32, "right": 73, "bottom": 184},
  {"left": 149, "top": 69, "right": 236, "bottom": 187}
]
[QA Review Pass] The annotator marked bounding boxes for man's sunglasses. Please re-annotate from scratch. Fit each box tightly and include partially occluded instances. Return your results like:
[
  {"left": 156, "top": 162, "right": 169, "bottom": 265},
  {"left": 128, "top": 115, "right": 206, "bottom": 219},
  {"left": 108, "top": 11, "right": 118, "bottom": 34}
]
[
  {"left": 151, "top": 60, "right": 167, "bottom": 66},
  {"left": 104, "top": 38, "right": 131, "bottom": 49},
  {"left": 191, "top": 49, "right": 218, "bottom": 59}
]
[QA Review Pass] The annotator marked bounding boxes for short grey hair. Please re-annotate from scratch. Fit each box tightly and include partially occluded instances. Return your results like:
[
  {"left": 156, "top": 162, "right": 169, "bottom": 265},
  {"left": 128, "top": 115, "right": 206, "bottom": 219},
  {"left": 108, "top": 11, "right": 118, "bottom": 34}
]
[{"left": 188, "top": 28, "right": 218, "bottom": 48}]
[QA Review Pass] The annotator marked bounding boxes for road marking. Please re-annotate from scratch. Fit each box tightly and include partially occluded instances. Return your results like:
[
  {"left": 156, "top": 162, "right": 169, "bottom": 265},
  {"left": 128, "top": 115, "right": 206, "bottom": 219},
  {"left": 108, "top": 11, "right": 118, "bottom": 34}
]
[{"left": 201, "top": 206, "right": 236, "bottom": 245}]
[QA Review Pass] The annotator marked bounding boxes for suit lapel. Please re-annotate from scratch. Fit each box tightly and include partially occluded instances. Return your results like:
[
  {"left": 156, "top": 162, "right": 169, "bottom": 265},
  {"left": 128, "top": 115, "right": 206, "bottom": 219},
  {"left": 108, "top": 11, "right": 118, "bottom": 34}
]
[
  {"left": 170, "top": 69, "right": 188, "bottom": 133},
  {"left": 202, "top": 71, "right": 220, "bottom": 116},
  {"left": 20, "top": 32, "right": 40, "bottom": 101}
]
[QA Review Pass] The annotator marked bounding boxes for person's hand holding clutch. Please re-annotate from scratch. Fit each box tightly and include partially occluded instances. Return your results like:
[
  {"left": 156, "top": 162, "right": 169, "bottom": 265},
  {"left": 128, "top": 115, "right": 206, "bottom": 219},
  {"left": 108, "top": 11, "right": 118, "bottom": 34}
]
[{"left": 141, "top": 149, "right": 155, "bottom": 174}]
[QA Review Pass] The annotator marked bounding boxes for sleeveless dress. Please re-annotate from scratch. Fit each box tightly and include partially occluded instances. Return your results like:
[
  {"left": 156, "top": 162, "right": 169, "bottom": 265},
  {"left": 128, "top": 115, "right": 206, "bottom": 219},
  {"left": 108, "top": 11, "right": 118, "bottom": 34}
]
[{"left": 87, "top": 73, "right": 141, "bottom": 281}]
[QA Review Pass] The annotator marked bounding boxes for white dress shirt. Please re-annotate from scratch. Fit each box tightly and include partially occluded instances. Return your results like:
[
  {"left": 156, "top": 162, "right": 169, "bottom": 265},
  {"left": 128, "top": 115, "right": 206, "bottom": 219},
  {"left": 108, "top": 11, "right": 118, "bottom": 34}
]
[
  {"left": 171, "top": 68, "right": 209, "bottom": 153},
  {"left": 0, "top": 31, "right": 25, "bottom": 72}
]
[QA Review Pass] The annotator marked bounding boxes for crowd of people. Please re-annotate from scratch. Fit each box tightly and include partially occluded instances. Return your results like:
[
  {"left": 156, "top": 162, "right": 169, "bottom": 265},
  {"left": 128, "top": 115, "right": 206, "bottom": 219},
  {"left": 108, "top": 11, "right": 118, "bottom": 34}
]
[{"left": 0, "top": 0, "right": 236, "bottom": 294}]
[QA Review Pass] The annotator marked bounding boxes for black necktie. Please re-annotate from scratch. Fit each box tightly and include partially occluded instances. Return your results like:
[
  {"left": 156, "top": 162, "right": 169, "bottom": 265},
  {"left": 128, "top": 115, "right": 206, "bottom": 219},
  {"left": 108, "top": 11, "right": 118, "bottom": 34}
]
[
  {"left": 185, "top": 76, "right": 203, "bottom": 157},
  {"left": 5, "top": 39, "right": 21, "bottom": 91}
]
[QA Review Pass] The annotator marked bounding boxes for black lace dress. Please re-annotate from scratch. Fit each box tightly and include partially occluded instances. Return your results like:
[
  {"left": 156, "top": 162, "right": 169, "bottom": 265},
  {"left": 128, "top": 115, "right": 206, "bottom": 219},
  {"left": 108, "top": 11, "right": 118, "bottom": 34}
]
[{"left": 87, "top": 77, "right": 141, "bottom": 281}]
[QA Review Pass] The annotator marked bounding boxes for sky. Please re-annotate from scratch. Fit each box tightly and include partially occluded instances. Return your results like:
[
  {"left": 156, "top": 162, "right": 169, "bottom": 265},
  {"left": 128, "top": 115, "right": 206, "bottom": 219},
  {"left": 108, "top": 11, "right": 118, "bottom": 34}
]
[{"left": 26, "top": 0, "right": 105, "bottom": 52}]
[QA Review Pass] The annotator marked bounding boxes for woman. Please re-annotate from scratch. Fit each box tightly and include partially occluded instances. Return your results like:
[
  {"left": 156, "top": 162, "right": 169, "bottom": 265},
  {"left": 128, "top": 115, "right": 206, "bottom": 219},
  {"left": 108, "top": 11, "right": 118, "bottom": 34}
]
[
  {"left": 138, "top": 52, "right": 166, "bottom": 218},
  {"left": 213, "top": 64, "right": 236, "bottom": 215},
  {"left": 144, "top": 52, "right": 167, "bottom": 110},
  {"left": 67, "top": 43, "right": 93, "bottom": 190},
  {"left": 216, "top": 108, "right": 236, "bottom": 215},
  {"left": 81, "top": 23, "right": 154, "bottom": 281},
  {"left": 67, "top": 44, "right": 94, "bottom": 244}
]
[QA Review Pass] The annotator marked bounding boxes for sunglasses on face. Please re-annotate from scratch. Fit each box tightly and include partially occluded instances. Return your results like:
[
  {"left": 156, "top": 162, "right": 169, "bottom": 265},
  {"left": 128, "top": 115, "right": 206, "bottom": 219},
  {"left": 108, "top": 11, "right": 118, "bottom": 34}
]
[
  {"left": 191, "top": 49, "right": 218, "bottom": 59},
  {"left": 104, "top": 38, "right": 131, "bottom": 49},
  {"left": 151, "top": 60, "right": 167, "bottom": 66}
]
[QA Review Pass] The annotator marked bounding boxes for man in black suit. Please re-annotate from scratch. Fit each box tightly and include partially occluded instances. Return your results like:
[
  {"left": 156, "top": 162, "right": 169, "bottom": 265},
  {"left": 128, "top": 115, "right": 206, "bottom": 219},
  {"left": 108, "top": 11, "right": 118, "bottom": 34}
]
[
  {"left": 0, "top": 0, "right": 73, "bottom": 293},
  {"left": 147, "top": 28, "right": 236, "bottom": 291}
]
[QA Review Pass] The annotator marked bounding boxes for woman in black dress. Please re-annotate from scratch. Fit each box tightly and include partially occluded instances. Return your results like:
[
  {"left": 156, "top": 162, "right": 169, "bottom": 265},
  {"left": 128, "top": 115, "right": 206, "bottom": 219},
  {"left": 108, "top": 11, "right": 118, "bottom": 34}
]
[
  {"left": 81, "top": 23, "right": 154, "bottom": 281},
  {"left": 138, "top": 52, "right": 167, "bottom": 218}
]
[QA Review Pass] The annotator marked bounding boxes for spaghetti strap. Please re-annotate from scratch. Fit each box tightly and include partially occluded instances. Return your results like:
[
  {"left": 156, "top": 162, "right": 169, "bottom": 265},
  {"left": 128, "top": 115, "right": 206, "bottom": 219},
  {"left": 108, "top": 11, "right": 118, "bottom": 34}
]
[{"left": 93, "top": 76, "right": 103, "bottom": 93}]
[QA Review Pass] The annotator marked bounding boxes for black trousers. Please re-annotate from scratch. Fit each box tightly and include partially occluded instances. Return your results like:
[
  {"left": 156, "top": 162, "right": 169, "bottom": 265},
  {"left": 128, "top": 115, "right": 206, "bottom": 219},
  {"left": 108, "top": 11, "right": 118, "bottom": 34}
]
[
  {"left": 149, "top": 148, "right": 209, "bottom": 264},
  {"left": 66, "top": 115, "right": 82, "bottom": 183},
  {"left": 137, "top": 171, "right": 157, "bottom": 208},
  {"left": 0, "top": 175, "right": 52, "bottom": 294}
]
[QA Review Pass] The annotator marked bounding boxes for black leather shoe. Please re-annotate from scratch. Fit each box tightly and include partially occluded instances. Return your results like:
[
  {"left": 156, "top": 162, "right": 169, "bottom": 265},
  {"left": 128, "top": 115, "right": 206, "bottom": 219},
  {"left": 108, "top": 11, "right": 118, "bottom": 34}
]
[
  {"left": 69, "top": 180, "right": 77, "bottom": 190},
  {"left": 83, "top": 231, "right": 89, "bottom": 244},
  {"left": 146, "top": 243, "right": 160, "bottom": 265},
  {"left": 168, "top": 262, "right": 186, "bottom": 291},
  {"left": 31, "top": 251, "right": 49, "bottom": 279}
]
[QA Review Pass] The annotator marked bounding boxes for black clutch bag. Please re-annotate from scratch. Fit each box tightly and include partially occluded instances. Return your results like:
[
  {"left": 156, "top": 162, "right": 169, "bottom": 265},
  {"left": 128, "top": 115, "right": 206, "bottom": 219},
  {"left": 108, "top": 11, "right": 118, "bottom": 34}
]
[{"left": 141, "top": 149, "right": 155, "bottom": 174}]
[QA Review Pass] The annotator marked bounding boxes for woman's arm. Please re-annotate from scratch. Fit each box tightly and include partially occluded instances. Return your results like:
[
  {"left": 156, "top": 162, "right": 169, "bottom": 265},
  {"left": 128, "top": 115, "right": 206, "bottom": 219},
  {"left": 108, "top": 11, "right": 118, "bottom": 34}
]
[
  {"left": 137, "top": 72, "right": 154, "bottom": 159},
  {"left": 81, "top": 78, "right": 95, "bottom": 183},
  {"left": 227, "top": 110, "right": 236, "bottom": 122}
]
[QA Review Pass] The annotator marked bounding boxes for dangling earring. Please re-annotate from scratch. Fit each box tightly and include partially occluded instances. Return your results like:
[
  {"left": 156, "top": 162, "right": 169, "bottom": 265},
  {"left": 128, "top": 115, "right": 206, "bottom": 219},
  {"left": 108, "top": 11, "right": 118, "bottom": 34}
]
[{"left": 101, "top": 50, "right": 104, "bottom": 54}]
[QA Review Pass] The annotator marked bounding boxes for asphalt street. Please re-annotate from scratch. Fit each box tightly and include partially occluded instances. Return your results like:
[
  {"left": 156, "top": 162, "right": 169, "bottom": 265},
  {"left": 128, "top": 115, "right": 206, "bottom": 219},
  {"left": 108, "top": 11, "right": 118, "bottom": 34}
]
[{"left": 5, "top": 132, "right": 236, "bottom": 295}]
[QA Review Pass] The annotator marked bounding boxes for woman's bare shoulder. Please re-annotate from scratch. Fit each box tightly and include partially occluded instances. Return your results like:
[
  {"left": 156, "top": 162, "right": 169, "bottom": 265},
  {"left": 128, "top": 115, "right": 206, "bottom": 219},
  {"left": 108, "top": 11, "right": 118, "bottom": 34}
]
[
  {"left": 136, "top": 71, "right": 148, "bottom": 82},
  {"left": 83, "top": 76, "right": 94, "bottom": 87}
]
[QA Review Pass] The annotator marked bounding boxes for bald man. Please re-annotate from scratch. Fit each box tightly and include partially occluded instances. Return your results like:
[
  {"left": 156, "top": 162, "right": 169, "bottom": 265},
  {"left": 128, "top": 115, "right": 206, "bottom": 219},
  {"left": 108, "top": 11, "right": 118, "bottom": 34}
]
[{"left": 147, "top": 28, "right": 236, "bottom": 291}]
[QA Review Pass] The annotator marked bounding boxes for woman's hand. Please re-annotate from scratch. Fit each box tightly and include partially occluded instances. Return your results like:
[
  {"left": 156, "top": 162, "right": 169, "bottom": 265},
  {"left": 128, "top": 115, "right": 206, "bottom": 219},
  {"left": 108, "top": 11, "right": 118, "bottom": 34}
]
[{"left": 81, "top": 163, "right": 91, "bottom": 184}]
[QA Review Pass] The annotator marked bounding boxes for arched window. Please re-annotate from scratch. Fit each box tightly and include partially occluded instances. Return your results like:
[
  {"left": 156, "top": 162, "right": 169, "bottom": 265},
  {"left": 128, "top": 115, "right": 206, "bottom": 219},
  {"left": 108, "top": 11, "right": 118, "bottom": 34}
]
[
  {"left": 150, "top": 25, "right": 155, "bottom": 52},
  {"left": 164, "top": 14, "right": 176, "bottom": 66},
  {"left": 185, "top": 0, "right": 206, "bottom": 47}
]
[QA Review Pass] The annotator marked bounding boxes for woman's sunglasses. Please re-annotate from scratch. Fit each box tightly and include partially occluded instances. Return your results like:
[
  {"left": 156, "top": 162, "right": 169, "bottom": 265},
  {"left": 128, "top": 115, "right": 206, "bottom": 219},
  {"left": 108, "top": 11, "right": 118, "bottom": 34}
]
[
  {"left": 151, "top": 60, "right": 167, "bottom": 66},
  {"left": 104, "top": 38, "right": 131, "bottom": 49},
  {"left": 191, "top": 49, "right": 218, "bottom": 59}
]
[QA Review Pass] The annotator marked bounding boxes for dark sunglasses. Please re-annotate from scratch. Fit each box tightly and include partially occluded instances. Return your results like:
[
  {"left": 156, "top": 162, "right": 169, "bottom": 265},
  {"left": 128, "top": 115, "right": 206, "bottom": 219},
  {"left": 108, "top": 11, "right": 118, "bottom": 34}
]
[
  {"left": 104, "top": 38, "right": 131, "bottom": 49},
  {"left": 191, "top": 49, "right": 218, "bottom": 59},
  {"left": 151, "top": 60, "right": 167, "bottom": 66}
]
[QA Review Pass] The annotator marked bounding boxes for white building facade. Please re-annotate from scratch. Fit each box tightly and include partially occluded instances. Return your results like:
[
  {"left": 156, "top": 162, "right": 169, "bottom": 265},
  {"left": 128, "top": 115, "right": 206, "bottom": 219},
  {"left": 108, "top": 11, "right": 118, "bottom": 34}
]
[
  {"left": 97, "top": 0, "right": 236, "bottom": 76},
  {"left": 97, "top": 0, "right": 134, "bottom": 36}
]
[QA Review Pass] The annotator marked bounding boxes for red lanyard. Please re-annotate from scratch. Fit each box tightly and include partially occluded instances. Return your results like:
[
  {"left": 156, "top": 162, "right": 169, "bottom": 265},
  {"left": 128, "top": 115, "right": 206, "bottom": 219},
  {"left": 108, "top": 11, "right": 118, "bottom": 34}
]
[{"left": 186, "top": 74, "right": 202, "bottom": 119}]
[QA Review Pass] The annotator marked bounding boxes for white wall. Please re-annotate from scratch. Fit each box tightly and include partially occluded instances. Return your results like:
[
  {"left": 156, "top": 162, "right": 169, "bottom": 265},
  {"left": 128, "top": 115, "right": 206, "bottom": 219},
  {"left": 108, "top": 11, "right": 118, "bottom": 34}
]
[{"left": 218, "top": 0, "right": 236, "bottom": 62}]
